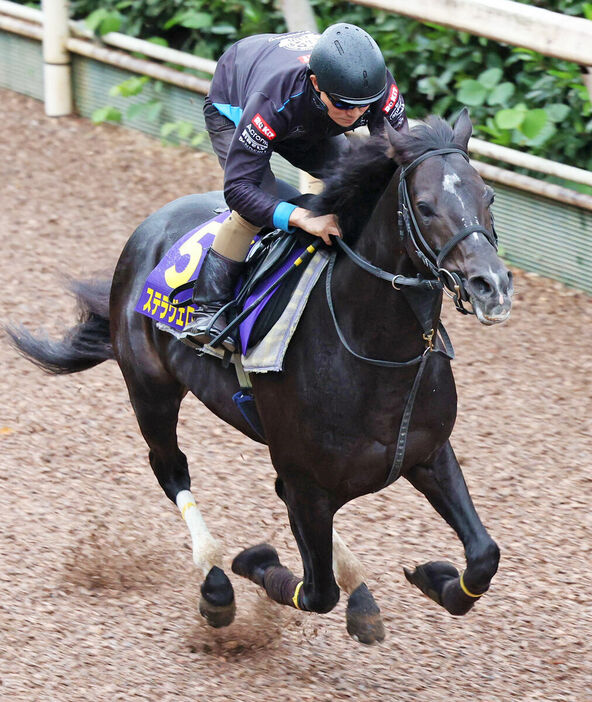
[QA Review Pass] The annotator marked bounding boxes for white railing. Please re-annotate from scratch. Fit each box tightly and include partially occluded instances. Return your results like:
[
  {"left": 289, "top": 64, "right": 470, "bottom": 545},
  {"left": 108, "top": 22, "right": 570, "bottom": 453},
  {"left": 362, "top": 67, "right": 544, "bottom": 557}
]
[
  {"left": 0, "top": 3, "right": 211, "bottom": 93},
  {"left": 1, "top": 0, "right": 591, "bottom": 208},
  {"left": 354, "top": 0, "right": 592, "bottom": 97},
  {"left": 0, "top": 0, "right": 217, "bottom": 73},
  {"left": 355, "top": 0, "right": 592, "bottom": 65}
]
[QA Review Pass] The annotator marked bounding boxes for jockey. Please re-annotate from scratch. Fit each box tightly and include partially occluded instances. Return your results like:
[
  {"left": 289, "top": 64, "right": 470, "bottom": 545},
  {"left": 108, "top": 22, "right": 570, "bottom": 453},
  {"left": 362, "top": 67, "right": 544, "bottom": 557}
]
[{"left": 184, "top": 22, "right": 409, "bottom": 351}]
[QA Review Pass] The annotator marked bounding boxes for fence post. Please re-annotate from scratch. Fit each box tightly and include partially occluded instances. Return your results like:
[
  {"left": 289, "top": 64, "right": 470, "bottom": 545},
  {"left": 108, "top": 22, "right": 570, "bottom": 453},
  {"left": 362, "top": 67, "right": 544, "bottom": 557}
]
[
  {"left": 279, "top": 0, "right": 321, "bottom": 194},
  {"left": 582, "top": 67, "right": 592, "bottom": 103},
  {"left": 279, "top": 0, "right": 317, "bottom": 33},
  {"left": 42, "top": 0, "right": 73, "bottom": 115}
]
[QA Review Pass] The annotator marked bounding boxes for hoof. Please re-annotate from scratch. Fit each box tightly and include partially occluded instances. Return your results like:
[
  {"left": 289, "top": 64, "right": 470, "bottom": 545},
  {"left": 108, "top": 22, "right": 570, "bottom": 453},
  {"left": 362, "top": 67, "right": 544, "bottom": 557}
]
[
  {"left": 346, "top": 583, "right": 385, "bottom": 645},
  {"left": 403, "top": 560, "right": 458, "bottom": 606},
  {"left": 199, "top": 597, "right": 236, "bottom": 628},
  {"left": 199, "top": 566, "right": 236, "bottom": 628},
  {"left": 231, "top": 543, "right": 281, "bottom": 586},
  {"left": 404, "top": 561, "right": 475, "bottom": 616}
]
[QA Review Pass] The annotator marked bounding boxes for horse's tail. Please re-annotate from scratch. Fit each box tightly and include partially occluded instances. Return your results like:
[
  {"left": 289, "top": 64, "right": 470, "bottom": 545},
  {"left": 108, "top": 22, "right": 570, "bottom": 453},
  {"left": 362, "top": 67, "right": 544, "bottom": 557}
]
[{"left": 5, "top": 277, "right": 114, "bottom": 374}]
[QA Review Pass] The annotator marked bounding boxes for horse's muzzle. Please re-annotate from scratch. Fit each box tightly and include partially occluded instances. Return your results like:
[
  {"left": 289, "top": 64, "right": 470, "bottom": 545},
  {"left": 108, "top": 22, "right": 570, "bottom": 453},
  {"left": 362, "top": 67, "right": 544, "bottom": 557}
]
[{"left": 466, "top": 269, "right": 514, "bottom": 325}]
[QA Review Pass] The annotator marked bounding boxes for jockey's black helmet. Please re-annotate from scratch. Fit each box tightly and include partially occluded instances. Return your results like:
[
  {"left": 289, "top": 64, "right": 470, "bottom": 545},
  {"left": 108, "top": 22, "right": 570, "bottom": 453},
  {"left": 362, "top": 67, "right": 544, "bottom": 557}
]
[{"left": 309, "top": 23, "right": 387, "bottom": 105}]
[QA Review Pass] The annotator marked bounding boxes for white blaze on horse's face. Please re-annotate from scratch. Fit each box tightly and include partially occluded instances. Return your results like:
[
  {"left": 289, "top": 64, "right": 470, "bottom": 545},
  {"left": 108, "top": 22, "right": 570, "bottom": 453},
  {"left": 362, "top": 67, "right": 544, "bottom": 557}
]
[
  {"left": 442, "top": 172, "right": 462, "bottom": 204},
  {"left": 442, "top": 168, "right": 480, "bottom": 232},
  {"left": 415, "top": 156, "right": 513, "bottom": 325}
]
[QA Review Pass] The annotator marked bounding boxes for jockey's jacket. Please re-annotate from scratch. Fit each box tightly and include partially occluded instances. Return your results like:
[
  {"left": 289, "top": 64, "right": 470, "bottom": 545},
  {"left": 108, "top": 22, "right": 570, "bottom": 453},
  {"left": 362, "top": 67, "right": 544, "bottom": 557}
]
[{"left": 208, "top": 31, "right": 407, "bottom": 231}]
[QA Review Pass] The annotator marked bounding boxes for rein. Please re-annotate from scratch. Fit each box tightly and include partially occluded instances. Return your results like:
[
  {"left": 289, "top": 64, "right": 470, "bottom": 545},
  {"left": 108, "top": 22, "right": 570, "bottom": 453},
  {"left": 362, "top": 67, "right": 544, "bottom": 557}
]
[
  {"left": 327, "top": 145, "right": 497, "bottom": 487},
  {"left": 327, "top": 242, "right": 452, "bottom": 368}
]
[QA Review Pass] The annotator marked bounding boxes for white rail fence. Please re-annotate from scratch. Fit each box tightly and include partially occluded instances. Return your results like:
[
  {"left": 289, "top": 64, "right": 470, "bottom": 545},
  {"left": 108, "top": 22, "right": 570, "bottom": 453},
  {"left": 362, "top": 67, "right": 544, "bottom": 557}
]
[
  {"left": 356, "top": 0, "right": 592, "bottom": 66},
  {"left": 1, "top": 0, "right": 592, "bottom": 211},
  {"left": 2, "top": 0, "right": 591, "bottom": 292}
]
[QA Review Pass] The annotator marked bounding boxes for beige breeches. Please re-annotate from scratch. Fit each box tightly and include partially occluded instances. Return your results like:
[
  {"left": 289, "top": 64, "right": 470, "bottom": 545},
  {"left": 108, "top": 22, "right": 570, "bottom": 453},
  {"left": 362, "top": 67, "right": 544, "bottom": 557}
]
[{"left": 212, "top": 211, "right": 260, "bottom": 262}]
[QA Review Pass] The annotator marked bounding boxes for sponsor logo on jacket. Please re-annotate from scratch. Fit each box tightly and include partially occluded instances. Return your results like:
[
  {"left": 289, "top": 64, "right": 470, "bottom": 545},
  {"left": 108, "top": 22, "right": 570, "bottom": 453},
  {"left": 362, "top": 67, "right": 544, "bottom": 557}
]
[
  {"left": 268, "top": 32, "right": 319, "bottom": 52},
  {"left": 382, "top": 84, "right": 400, "bottom": 115},
  {"left": 239, "top": 125, "right": 270, "bottom": 153},
  {"left": 387, "top": 94, "right": 406, "bottom": 128},
  {"left": 253, "top": 113, "right": 276, "bottom": 140}
]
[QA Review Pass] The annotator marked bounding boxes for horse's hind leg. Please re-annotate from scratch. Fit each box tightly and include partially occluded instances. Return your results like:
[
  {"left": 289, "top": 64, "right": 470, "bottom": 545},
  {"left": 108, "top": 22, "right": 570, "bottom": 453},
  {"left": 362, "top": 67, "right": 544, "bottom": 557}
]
[
  {"left": 403, "top": 440, "right": 500, "bottom": 616},
  {"left": 333, "top": 529, "right": 385, "bottom": 645},
  {"left": 120, "top": 363, "right": 235, "bottom": 628}
]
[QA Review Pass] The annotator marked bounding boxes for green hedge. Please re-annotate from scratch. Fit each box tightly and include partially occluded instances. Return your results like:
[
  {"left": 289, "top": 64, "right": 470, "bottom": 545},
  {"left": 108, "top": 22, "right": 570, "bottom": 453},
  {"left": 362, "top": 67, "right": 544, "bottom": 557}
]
[{"left": 20, "top": 0, "right": 592, "bottom": 175}]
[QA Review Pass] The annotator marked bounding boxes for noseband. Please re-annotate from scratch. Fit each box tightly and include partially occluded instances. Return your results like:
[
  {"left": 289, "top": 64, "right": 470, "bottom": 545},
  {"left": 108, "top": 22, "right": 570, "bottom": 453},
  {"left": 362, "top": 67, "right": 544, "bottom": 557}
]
[{"left": 397, "top": 147, "right": 498, "bottom": 314}]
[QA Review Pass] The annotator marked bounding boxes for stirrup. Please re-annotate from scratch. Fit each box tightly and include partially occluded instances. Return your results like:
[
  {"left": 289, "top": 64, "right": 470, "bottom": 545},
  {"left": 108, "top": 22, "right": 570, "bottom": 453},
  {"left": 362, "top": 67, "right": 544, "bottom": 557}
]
[{"left": 184, "top": 311, "right": 236, "bottom": 353}]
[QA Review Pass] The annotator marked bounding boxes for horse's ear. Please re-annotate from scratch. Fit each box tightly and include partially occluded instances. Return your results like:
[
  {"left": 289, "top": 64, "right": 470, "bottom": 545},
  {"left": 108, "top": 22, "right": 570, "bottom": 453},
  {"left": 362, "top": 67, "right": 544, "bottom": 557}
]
[
  {"left": 385, "top": 123, "right": 409, "bottom": 165},
  {"left": 453, "top": 107, "right": 473, "bottom": 151}
]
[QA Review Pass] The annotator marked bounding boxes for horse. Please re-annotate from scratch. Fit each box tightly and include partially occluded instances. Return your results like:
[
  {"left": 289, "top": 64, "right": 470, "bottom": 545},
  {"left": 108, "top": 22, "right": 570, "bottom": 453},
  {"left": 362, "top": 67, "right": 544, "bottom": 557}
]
[{"left": 7, "top": 109, "right": 513, "bottom": 645}]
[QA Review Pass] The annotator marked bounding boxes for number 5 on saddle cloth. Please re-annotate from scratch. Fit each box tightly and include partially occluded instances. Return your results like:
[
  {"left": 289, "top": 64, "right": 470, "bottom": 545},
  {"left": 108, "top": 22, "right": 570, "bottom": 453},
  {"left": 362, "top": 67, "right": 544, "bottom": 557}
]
[{"left": 135, "top": 209, "right": 326, "bottom": 440}]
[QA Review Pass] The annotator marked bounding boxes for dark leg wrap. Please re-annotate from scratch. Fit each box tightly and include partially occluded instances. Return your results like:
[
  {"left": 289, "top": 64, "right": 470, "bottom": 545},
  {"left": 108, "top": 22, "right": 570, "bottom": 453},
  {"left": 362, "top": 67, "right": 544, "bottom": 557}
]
[
  {"left": 263, "top": 566, "right": 304, "bottom": 609},
  {"left": 404, "top": 561, "right": 477, "bottom": 616},
  {"left": 231, "top": 543, "right": 282, "bottom": 587}
]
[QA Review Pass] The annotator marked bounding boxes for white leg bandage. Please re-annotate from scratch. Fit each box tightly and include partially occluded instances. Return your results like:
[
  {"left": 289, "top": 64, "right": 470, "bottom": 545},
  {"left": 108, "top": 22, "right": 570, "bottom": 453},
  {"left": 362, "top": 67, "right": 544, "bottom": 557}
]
[
  {"left": 176, "top": 490, "right": 224, "bottom": 577},
  {"left": 332, "top": 528, "right": 366, "bottom": 595}
]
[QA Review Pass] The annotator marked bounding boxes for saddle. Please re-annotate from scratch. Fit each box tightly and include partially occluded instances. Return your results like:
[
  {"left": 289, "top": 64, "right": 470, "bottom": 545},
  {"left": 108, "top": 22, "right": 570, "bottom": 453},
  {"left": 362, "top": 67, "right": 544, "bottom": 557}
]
[
  {"left": 135, "top": 211, "right": 318, "bottom": 349},
  {"left": 232, "top": 227, "right": 311, "bottom": 350},
  {"left": 135, "top": 199, "right": 324, "bottom": 441}
]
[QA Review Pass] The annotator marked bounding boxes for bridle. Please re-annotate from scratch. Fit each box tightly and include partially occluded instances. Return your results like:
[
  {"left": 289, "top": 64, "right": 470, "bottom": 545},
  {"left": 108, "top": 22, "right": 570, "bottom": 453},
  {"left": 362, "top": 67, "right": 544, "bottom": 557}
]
[
  {"left": 397, "top": 147, "right": 498, "bottom": 314},
  {"left": 330, "top": 145, "right": 500, "bottom": 364}
]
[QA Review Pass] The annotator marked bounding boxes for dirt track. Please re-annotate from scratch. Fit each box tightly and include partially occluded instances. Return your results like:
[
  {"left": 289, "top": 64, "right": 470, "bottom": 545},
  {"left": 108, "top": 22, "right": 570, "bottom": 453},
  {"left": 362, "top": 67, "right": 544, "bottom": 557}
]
[{"left": 1, "top": 88, "right": 591, "bottom": 702}]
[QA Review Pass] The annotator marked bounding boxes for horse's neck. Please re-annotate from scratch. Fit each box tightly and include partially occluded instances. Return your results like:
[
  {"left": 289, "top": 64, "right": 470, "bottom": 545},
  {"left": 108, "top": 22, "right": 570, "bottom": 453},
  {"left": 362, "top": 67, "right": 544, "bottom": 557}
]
[
  {"left": 332, "top": 180, "right": 440, "bottom": 358},
  {"left": 356, "top": 181, "right": 404, "bottom": 271}
]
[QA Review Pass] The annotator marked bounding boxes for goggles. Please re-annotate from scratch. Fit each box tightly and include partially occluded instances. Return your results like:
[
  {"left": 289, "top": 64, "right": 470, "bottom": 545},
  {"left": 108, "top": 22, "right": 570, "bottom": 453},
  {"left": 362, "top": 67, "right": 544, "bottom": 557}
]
[{"left": 326, "top": 93, "right": 370, "bottom": 111}]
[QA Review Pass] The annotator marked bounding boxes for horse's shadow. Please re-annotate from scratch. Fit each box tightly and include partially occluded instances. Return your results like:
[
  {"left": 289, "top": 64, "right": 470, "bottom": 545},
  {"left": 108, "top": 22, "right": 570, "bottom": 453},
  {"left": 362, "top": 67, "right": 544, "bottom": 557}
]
[{"left": 185, "top": 593, "right": 297, "bottom": 660}]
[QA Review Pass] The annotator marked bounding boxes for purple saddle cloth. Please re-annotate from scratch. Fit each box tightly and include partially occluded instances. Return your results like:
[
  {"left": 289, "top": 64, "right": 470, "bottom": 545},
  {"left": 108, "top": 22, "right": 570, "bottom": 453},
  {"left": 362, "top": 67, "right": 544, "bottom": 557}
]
[{"left": 135, "top": 211, "right": 308, "bottom": 352}]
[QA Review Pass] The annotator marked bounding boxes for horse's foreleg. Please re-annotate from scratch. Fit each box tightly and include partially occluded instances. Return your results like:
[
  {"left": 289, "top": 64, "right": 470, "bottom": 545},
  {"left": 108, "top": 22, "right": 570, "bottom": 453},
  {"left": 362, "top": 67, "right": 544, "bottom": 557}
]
[
  {"left": 333, "top": 529, "right": 385, "bottom": 644},
  {"left": 289, "top": 491, "right": 341, "bottom": 613},
  {"left": 121, "top": 365, "right": 235, "bottom": 628},
  {"left": 233, "top": 478, "right": 339, "bottom": 614},
  {"left": 403, "top": 440, "right": 499, "bottom": 616}
]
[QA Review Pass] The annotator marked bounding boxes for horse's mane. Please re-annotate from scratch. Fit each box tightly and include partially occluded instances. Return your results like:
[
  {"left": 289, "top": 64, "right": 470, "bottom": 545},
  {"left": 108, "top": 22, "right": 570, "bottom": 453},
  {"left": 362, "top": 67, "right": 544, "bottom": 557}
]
[
  {"left": 394, "top": 115, "right": 461, "bottom": 164},
  {"left": 313, "top": 115, "right": 463, "bottom": 243},
  {"left": 312, "top": 134, "right": 395, "bottom": 243}
]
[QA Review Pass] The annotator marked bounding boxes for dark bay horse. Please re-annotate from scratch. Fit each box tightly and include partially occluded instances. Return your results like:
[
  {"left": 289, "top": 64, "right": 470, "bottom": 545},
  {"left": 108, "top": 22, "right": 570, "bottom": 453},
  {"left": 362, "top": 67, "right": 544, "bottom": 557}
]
[{"left": 8, "top": 109, "right": 513, "bottom": 645}]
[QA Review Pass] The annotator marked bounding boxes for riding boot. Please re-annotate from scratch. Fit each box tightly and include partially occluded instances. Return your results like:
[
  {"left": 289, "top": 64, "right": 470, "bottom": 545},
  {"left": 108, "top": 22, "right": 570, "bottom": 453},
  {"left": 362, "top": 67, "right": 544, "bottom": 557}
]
[{"left": 184, "top": 248, "right": 244, "bottom": 352}]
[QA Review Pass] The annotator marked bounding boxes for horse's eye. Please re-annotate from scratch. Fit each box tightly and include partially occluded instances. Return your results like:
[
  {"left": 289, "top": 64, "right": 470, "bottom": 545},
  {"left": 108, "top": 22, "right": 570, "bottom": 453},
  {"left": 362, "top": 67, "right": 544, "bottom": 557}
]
[
  {"left": 488, "top": 194, "right": 495, "bottom": 207},
  {"left": 417, "top": 202, "right": 434, "bottom": 218}
]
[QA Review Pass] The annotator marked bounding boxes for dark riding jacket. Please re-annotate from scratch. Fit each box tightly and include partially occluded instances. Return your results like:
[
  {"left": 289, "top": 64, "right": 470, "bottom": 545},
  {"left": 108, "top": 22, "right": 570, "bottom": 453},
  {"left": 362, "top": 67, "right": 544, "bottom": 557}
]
[{"left": 208, "top": 31, "right": 407, "bottom": 231}]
